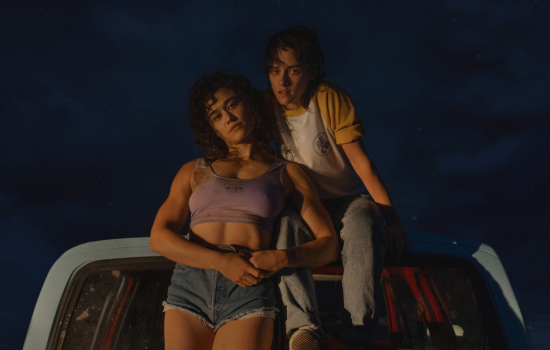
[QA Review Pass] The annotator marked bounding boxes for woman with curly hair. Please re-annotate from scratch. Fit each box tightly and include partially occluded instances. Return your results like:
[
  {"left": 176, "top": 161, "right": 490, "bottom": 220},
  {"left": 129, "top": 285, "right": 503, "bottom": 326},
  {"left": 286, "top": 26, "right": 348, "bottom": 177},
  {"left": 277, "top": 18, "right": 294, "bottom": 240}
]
[{"left": 150, "top": 72, "right": 339, "bottom": 350}]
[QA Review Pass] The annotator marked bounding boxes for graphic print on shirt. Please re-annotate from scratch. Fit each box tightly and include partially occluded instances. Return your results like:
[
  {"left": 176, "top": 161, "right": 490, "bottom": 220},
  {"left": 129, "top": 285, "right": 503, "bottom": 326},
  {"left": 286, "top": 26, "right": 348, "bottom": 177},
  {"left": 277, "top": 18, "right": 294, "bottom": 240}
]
[
  {"left": 313, "top": 132, "right": 333, "bottom": 156},
  {"left": 224, "top": 183, "right": 245, "bottom": 193}
]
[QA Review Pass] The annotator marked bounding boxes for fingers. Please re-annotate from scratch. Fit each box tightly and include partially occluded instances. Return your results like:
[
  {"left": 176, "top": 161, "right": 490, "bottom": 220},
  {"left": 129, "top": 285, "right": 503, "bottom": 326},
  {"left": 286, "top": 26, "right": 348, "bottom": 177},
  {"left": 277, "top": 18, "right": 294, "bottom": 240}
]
[
  {"left": 221, "top": 252, "right": 265, "bottom": 287},
  {"left": 247, "top": 266, "right": 263, "bottom": 278},
  {"left": 259, "top": 269, "right": 275, "bottom": 277},
  {"left": 238, "top": 270, "right": 263, "bottom": 287},
  {"left": 249, "top": 250, "right": 285, "bottom": 273},
  {"left": 248, "top": 256, "right": 261, "bottom": 270},
  {"left": 248, "top": 251, "right": 265, "bottom": 269},
  {"left": 221, "top": 252, "right": 276, "bottom": 287},
  {"left": 246, "top": 274, "right": 262, "bottom": 285},
  {"left": 237, "top": 260, "right": 264, "bottom": 287},
  {"left": 248, "top": 268, "right": 270, "bottom": 279},
  {"left": 234, "top": 275, "right": 259, "bottom": 288}
]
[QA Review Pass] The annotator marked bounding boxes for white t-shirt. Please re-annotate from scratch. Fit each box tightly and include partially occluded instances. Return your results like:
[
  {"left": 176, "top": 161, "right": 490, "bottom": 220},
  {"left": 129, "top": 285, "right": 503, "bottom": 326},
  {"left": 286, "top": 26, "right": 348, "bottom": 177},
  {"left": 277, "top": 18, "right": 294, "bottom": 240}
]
[{"left": 274, "top": 83, "right": 367, "bottom": 199}]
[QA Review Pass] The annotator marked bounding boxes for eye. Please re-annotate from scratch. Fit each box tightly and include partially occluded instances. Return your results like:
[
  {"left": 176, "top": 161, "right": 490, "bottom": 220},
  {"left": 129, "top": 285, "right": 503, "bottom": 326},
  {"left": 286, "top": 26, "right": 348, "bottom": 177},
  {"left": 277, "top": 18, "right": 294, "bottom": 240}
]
[
  {"left": 212, "top": 114, "right": 221, "bottom": 121},
  {"left": 270, "top": 68, "right": 279, "bottom": 75},
  {"left": 290, "top": 68, "right": 301, "bottom": 74}
]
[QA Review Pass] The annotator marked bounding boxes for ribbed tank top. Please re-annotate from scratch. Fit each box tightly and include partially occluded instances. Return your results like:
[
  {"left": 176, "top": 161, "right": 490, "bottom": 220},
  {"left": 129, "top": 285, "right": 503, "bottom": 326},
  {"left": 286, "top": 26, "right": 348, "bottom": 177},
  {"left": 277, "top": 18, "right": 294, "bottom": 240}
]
[{"left": 188, "top": 158, "right": 288, "bottom": 233}]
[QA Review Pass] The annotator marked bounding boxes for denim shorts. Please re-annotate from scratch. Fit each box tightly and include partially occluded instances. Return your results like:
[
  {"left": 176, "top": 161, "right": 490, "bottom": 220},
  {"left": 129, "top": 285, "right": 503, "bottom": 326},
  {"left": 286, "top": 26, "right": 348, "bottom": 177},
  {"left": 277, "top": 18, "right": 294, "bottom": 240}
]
[{"left": 163, "top": 245, "right": 279, "bottom": 332}]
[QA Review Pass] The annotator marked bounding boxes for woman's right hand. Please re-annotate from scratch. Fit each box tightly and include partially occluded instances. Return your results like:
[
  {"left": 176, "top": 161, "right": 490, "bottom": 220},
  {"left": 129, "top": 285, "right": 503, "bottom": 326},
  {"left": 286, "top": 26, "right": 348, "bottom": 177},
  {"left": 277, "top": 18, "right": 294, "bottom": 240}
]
[{"left": 218, "top": 252, "right": 266, "bottom": 287}]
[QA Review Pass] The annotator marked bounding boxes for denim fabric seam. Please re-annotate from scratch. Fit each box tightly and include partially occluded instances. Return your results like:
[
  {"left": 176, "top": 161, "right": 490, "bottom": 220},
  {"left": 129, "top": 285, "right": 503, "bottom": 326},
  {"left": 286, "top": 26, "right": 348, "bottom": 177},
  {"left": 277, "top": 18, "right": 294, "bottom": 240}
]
[{"left": 211, "top": 270, "right": 218, "bottom": 323}]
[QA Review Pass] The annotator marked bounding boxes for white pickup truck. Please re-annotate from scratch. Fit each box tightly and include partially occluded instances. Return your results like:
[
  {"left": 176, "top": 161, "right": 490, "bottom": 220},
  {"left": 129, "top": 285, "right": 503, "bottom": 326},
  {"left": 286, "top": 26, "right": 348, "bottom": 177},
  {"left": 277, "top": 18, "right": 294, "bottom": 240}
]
[{"left": 23, "top": 232, "right": 531, "bottom": 350}]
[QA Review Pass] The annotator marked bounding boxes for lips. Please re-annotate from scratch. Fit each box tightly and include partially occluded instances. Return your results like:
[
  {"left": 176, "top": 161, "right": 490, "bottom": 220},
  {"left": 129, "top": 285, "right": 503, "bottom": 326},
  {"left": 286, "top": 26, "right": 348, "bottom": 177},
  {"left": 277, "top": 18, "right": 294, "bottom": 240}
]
[{"left": 229, "top": 122, "right": 242, "bottom": 133}]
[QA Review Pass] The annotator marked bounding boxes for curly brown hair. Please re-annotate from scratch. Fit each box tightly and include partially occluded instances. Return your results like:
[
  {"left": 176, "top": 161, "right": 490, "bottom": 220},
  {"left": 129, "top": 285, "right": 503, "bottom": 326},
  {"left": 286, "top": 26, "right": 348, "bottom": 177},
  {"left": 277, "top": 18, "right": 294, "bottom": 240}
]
[{"left": 188, "top": 72, "right": 277, "bottom": 163}]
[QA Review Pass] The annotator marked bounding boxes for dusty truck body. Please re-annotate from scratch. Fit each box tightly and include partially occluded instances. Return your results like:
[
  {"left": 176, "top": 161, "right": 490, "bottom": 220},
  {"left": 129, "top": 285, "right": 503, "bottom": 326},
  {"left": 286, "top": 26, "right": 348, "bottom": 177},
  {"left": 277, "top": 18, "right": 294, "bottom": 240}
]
[{"left": 23, "top": 232, "right": 531, "bottom": 350}]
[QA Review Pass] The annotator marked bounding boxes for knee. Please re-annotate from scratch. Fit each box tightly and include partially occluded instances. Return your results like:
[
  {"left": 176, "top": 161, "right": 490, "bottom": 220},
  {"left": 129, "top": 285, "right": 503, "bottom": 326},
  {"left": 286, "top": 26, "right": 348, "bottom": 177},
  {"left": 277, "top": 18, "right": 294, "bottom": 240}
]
[
  {"left": 342, "top": 197, "right": 385, "bottom": 231},
  {"left": 341, "top": 197, "right": 386, "bottom": 241}
]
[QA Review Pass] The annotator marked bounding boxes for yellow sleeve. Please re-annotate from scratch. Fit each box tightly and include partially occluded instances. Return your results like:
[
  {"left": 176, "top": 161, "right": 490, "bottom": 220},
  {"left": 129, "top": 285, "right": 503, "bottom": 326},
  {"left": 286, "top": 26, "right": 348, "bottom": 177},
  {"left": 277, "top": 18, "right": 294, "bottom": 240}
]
[{"left": 315, "top": 83, "right": 365, "bottom": 145}]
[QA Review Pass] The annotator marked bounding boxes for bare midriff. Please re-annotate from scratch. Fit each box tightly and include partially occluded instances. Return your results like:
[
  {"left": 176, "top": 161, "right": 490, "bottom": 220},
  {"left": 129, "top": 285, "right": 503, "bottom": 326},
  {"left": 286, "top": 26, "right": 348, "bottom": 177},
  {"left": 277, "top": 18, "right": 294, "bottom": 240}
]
[{"left": 189, "top": 222, "right": 271, "bottom": 251}]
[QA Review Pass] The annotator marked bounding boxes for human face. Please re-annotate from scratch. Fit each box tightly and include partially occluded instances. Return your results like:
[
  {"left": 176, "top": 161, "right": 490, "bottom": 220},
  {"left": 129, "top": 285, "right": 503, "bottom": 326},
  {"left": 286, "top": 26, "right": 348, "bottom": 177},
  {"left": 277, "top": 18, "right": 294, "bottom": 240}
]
[
  {"left": 206, "top": 88, "right": 255, "bottom": 145},
  {"left": 268, "top": 48, "right": 313, "bottom": 110}
]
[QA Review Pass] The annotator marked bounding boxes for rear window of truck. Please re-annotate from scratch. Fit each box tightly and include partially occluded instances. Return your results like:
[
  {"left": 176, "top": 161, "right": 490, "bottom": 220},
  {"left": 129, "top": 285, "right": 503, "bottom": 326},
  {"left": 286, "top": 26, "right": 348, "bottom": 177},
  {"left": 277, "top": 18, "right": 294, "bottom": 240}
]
[{"left": 50, "top": 255, "right": 501, "bottom": 350}]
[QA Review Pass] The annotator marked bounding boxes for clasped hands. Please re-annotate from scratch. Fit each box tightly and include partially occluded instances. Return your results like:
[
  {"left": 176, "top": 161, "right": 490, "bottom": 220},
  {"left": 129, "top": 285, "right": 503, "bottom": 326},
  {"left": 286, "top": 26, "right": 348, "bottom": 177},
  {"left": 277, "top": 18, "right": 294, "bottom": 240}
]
[{"left": 218, "top": 249, "right": 288, "bottom": 288}]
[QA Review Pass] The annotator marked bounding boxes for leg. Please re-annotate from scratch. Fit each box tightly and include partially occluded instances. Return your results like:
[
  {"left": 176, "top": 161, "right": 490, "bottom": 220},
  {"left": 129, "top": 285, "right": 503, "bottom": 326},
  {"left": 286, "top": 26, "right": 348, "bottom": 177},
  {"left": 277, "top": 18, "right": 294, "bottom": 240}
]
[
  {"left": 212, "top": 317, "right": 274, "bottom": 350},
  {"left": 272, "top": 207, "right": 321, "bottom": 338},
  {"left": 323, "top": 195, "right": 387, "bottom": 347},
  {"left": 164, "top": 309, "right": 215, "bottom": 350}
]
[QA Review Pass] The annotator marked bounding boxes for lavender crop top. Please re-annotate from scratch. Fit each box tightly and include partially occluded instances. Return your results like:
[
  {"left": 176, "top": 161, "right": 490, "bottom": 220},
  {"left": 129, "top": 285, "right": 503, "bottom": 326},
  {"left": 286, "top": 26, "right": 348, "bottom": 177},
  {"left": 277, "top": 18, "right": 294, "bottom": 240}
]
[{"left": 188, "top": 158, "right": 288, "bottom": 233}]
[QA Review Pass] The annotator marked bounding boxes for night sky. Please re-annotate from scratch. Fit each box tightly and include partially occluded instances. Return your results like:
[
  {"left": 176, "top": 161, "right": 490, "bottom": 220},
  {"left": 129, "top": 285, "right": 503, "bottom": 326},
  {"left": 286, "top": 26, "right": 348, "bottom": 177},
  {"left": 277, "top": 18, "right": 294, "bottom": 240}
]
[{"left": 1, "top": 1, "right": 549, "bottom": 349}]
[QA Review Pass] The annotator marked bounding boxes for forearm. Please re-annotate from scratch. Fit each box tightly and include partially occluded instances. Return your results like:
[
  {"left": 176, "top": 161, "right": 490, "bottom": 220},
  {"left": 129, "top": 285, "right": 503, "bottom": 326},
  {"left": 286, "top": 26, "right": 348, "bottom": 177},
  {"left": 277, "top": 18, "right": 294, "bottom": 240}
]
[
  {"left": 285, "top": 235, "right": 339, "bottom": 269},
  {"left": 150, "top": 227, "right": 224, "bottom": 270},
  {"left": 354, "top": 159, "right": 404, "bottom": 225},
  {"left": 279, "top": 162, "right": 340, "bottom": 270},
  {"left": 343, "top": 141, "right": 401, "bottom": 221},
  {"left": 353, "top": 156, "right": 391, "bottom": 204}
]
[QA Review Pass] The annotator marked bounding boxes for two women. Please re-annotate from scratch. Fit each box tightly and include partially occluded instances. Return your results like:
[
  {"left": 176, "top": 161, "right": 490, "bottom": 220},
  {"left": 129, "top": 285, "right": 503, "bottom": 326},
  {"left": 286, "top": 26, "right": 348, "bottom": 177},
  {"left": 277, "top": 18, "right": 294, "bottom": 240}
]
[{"left": 150, "top": 73, "right": 338, "bottom": 350}]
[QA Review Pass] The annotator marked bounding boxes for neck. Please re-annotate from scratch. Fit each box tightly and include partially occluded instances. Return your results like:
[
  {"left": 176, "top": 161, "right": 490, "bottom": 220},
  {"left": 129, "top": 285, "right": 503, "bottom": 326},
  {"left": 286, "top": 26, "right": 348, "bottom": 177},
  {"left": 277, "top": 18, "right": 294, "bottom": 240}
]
[{"left": 226, "top": 141, "right": 260, "bottom": 163}]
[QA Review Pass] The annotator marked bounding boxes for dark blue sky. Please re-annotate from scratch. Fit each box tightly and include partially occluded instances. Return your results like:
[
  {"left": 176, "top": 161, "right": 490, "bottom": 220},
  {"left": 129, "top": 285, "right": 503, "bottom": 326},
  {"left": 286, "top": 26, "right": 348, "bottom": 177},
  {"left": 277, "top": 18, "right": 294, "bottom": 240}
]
[{"left": 1, "top": 1, "right": 549, "bottom": 348}]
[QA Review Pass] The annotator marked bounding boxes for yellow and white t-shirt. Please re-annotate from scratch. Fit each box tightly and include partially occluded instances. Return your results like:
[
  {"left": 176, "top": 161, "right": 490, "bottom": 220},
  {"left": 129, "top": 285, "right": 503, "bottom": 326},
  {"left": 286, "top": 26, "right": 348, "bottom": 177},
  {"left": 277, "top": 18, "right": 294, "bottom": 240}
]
[{"left": 276, "top": 83, "right": 367, "bottom": 199}]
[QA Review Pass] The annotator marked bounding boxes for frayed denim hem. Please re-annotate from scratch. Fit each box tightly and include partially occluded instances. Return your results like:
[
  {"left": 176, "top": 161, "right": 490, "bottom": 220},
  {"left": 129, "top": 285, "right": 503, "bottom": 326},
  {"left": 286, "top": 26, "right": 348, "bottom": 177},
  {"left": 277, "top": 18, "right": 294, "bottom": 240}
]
[
  {"left": 163, "top": 302, "right": 277, "bottom": 332},
  {"left": 162, "top": 301, "right": 215, "bottom": 329},
  {"left": 214, "top": 307, "right": 279, "bottom": 332}
]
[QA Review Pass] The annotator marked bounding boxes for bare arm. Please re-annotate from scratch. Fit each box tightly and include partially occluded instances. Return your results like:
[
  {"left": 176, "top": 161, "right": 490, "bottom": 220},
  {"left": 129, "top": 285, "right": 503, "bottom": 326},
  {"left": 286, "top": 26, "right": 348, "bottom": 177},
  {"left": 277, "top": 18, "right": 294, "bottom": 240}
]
[
  {"left": 150, "top": 160, "right": 264, "bottom": 287},
  {"left": 341, "top": 139, "right": 409, "bottom": 261},
  {"left": 249, "top": 163, "right": 339, "bottom": 273}
]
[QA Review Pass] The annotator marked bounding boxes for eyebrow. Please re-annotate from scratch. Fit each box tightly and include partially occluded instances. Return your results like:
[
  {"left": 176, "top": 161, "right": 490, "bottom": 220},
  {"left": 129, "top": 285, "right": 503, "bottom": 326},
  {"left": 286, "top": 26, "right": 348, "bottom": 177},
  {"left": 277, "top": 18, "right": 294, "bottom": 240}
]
[
  {"left": 271, "top": 64, "right": 302, "bottom": 69},
  {"left": 207, "top": 96, "right": 238, "bottom": 118}
]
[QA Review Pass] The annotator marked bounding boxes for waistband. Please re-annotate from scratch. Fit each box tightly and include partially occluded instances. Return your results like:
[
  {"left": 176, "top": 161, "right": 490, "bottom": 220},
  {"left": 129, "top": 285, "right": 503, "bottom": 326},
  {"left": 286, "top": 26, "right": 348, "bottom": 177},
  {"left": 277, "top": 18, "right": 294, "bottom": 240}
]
[{"left": 202, "top": 243, "right": 264, "bottom": 254}]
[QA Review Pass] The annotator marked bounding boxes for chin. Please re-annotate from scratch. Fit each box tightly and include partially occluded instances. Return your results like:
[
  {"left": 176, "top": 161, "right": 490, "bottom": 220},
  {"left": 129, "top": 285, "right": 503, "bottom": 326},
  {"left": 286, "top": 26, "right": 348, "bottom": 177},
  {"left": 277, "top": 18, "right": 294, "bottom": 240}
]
[{"left": 277, "top": 98, "right": 291, "bottom": 107}]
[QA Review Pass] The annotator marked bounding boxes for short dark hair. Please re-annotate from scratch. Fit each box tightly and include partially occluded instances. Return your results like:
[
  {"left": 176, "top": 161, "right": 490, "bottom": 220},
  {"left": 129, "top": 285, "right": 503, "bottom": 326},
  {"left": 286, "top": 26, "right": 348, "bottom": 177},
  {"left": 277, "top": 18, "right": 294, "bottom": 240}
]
[
  {"left": 264, "top": 26, "right": 326, "bottom": 106},
  {"left": 187, "top": 72, "right": 276, "bottom": 162}
]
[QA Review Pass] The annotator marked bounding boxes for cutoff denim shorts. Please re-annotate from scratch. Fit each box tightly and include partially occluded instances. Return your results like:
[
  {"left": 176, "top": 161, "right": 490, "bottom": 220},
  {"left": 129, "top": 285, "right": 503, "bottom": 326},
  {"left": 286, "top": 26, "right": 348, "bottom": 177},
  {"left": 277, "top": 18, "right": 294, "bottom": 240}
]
[{"left": 162, "top": 245, "right": 279, "bottom": 331}]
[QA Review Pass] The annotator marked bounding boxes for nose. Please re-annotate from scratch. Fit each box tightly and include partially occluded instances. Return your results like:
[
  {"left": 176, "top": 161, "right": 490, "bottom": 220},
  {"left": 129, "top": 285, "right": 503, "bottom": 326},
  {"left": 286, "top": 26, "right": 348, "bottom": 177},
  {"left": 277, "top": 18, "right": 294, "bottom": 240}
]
[
  {"left": 280, "top": 71, "right": 291, "bottom": 87},
  {"left": 226, "top": 112, "right": 238, "bottom": 122}
]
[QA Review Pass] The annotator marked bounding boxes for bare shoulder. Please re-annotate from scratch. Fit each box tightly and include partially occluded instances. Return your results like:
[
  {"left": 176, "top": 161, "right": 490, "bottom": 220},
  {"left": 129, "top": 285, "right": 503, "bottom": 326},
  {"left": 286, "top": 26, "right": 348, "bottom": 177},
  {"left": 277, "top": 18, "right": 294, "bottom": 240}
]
[
  {"left": 283, "top": 162, "right": 315, "bottom": 191},
  {"left": 170, "top": 159, "right": 198, "bottom": 194},
  {"left": 180, "top": 158, "right": 198, "bottom": 174},
  {"left": 174, "top": 159, "right": 198, "bottom": 180},
  {"left": 284, "top": 161, "right": 302, "bottom": 175}
]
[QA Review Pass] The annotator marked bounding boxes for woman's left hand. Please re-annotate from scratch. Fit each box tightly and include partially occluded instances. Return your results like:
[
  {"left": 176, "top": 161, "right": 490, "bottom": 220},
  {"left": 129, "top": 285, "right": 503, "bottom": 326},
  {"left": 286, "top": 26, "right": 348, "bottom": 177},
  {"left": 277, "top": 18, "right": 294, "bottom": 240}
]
[{"left": 249, "top": 250, "right": 289, "bottom": 276}]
